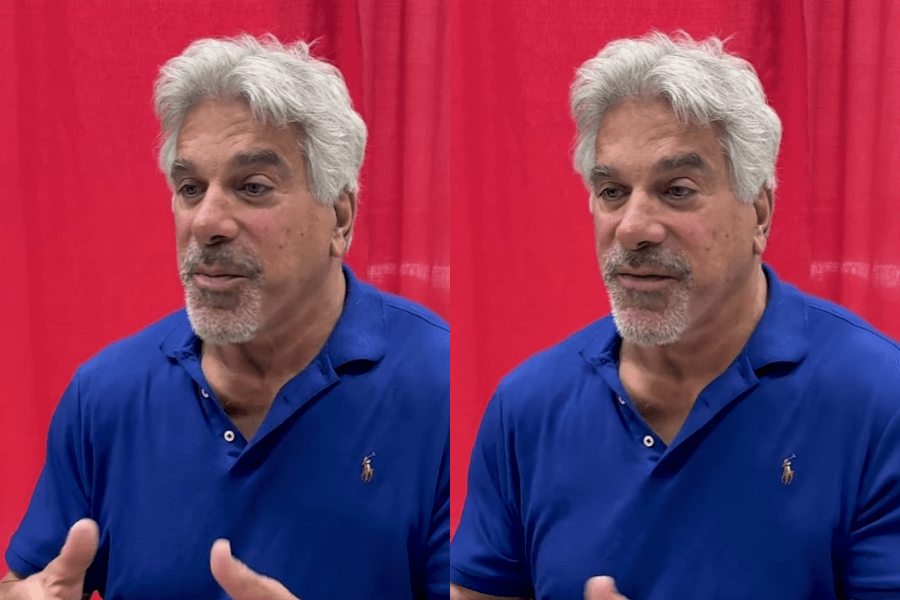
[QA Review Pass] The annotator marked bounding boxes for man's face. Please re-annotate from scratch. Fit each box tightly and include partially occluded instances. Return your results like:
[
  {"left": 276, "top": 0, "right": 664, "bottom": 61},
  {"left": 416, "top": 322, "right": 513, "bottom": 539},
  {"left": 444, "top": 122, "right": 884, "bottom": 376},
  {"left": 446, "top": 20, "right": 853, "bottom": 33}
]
[
  {"left": 590, "top": 98, "right": 767, "bottom": 346},
  {"left": 171, "top": 98, "right": 341, "bottom": 344}
]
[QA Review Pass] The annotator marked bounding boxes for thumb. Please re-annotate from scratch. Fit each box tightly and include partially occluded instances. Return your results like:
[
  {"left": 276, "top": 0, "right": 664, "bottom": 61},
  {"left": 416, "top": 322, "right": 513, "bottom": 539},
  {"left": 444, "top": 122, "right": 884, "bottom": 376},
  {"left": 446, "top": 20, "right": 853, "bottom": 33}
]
[
  {"left": 585, "top": 576, "right": 629, "bottom": 600},
  {"left": 44, "top": 518, "right": 99, "bottom": 583},
  {"left": 210, "top": 539, "right": 298, "bottom": 600}
]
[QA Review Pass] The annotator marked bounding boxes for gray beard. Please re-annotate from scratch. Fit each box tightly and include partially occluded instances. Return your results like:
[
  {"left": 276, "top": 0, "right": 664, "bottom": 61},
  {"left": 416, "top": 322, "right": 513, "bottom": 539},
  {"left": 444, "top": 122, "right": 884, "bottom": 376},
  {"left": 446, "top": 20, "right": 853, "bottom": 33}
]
[
  {"left": 606, "top": 281, "right": 691, "bottom": 346},
  {"left": 183, "top": 279, "right": 264, "bottom": 345},
  {"left": 179, "top": 241, "right": 265, "bottom": 345},
  {"left": 601, "top": 244, "right": 694, "bottom": 347}
]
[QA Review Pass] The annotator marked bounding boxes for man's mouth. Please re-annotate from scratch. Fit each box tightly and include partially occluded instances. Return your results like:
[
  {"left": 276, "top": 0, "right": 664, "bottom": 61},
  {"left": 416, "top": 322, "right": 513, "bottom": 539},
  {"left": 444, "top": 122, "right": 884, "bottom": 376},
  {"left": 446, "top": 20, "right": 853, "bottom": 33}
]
[
  {"left": 615, "top": 272, "right": 676, "bottom": 290},
  {"left": 618, "top": 272, "right": 673, "bottom": 280},
  {"left": 192, "top": 272, "right": 246, "bottom": 291}
]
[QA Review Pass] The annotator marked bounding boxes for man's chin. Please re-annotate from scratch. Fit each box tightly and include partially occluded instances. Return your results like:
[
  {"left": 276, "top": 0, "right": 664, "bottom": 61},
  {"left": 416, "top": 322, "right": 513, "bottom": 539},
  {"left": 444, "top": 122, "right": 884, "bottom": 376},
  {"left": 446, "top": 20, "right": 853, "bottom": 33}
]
[
  {"left": 605, "top": 284, "right": 672, "bottom": 311},
  {"left": 185, "top": 306, "right": 261, "bottom": 345},
  {"left": 184, "top": 285, "right": 244, "bottom": 309},
  {"left": 611, "top": 308, "right": 687, "bottom": 347},
  {"left": 188, "top": 296, "right": 242, "bottom": 311},
  {"left": 190, "top": 323, "right": 258, "bottom": 346}
]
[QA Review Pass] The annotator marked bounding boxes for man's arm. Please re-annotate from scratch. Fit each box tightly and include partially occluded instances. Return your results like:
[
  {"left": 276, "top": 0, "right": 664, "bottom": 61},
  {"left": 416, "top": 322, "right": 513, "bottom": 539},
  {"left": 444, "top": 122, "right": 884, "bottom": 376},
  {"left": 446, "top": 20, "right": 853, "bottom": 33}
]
[
  {"left": 450, "top": 582, "right": 524, "bottom": 600},
  {"left": 0, "top": 571, "right": 23, "bottom": 585},
  {"left": 843, "top": 405, "right": 900, "bottom": 598},
  {"left": 424, "top": 411, "right": 451, "bottom": 599},
  {"left": 452, "top": 390, "right": 535, "bottom": 598}
]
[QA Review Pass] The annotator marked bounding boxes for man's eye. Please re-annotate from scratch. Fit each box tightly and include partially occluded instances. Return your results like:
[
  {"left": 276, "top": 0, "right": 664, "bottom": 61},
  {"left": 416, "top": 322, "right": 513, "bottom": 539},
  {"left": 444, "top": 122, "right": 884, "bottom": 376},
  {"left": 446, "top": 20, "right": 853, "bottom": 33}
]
[
  {"left": 666, "top": 186, "right": 695, "bottom": 199},
  {"left": 242, "top": 182, "right": 270, "bottom": 196},
  {"left": 597, "top": 187, "right": 623, "bottom": 201},
  {"left": 179, "top": 183, "right": 202, "bottom": 197}
]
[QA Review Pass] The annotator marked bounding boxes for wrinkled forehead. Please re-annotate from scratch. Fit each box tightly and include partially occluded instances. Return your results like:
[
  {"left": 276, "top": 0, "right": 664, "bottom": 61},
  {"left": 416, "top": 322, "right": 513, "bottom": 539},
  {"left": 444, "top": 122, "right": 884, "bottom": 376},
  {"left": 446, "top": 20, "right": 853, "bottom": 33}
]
[
  {"left": 172, "top": 98, "right": 303, "bottom": 176},
  {"left": 593, "top": 97, "right": 727, "bottom": 177}
]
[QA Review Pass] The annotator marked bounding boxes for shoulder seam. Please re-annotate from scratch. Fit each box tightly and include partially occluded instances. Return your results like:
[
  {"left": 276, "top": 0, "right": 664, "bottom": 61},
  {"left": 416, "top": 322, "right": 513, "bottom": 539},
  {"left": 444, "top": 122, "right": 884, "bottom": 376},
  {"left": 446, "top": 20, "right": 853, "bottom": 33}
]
[
  {"left": 806, "top": 302, "right": 900, "bottom": 351},
  {"left": 382, "top": 297, "right": 449, "bottom": 332}
]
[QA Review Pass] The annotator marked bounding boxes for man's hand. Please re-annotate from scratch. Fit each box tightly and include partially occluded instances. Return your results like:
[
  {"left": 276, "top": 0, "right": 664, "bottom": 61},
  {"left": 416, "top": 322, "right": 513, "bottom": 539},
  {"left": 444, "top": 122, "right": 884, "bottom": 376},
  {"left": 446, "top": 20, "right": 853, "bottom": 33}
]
[
  {"left": 0, "top": 518, "right": 99, "bottom": 600},
  {"left": 584, "top": 576, "right": 630, "bottom": 600},
  {"left": 210, "top": 539, "right": 301, "bottom": 600}
]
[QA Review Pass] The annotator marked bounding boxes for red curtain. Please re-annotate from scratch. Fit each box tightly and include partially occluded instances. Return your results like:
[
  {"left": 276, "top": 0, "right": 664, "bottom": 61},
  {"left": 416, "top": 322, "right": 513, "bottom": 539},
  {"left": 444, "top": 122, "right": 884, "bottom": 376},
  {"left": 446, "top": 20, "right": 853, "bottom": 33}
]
[
  {"left": 0, "top": 0, "right": 454, "bottom": 572},
  {"left": 451, "top": 0, "right": 900, "bottom": 533},
  {"left": 3, "top": 0, "right": 899, "bottom": 573}
]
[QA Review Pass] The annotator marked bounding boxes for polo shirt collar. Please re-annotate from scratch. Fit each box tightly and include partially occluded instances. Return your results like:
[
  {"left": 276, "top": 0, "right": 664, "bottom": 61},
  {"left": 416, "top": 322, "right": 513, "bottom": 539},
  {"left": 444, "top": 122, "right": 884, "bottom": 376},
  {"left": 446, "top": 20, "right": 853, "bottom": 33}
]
[
  {"left": 159, "top": 264, "right": 387, "bottom": 368},
  {"left": 744, "top": 264, "right": 808, "bottom": 369},
  {"left": 582, "top": 263, "right": 808, "bottom": 371},
  {"left": 325, "top": 265, "right": 387, "bottom": 368}
]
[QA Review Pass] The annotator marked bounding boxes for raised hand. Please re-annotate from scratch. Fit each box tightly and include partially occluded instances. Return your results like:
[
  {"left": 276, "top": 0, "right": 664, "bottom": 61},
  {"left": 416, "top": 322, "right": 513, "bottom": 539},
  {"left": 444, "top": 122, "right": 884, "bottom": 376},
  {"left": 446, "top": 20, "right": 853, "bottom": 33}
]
[
  {"left": 584, "top": 576, "right": 631, "bottom": 600},
  {"left": 0, "top": 518, "right": 99, "bottom": 600},
  {"left": 210, "top": 539, "right": 301, "bottom": 600}
]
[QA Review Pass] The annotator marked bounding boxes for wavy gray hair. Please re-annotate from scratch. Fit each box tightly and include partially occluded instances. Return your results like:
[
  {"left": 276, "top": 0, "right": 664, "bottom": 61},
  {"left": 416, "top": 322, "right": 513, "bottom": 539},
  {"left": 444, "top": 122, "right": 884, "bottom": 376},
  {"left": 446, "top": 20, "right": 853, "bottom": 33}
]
[
  {"left": 570, "top": 32, "right": 782, "bottom": 203},
  {"left": 154, "top": 34, "right": 367, "bottom": 206}
]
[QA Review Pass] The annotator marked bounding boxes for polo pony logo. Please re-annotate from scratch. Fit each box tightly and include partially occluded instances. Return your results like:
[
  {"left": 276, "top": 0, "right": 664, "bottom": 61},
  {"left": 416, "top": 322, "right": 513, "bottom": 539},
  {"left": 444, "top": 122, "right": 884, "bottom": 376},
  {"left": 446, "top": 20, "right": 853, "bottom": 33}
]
[
  {"left": 781, "top": 454, "right": 796, "bottom": 485},
  {"left": 361, "top": 452, "right": 376, "bottom": 483}
]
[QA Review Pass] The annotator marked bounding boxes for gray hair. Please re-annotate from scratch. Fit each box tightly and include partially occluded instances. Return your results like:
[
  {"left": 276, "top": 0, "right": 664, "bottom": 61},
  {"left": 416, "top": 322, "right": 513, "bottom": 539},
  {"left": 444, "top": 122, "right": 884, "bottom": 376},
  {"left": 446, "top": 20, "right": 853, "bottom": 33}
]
[
  {"left": 154, "top": 34, "right": 367, "bottom": 206},
  {"left": 570, "top": 32, "right": 782, "bottom": 203}
]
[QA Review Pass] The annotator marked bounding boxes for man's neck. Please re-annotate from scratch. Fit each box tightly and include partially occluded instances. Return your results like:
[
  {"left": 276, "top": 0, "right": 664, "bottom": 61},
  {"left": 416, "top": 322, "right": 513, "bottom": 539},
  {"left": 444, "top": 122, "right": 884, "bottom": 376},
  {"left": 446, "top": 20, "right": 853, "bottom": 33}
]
[{"left": 620, "top": 263, "right": 768, "bottom": 385}]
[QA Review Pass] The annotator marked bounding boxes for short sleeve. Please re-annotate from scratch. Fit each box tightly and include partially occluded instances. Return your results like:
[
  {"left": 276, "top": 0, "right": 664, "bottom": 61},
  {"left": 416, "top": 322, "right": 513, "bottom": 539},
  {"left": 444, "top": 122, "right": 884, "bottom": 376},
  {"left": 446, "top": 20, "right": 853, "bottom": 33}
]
[
  {"left": 5, "top": 372, "right": 94, "bottom": 579},
  {"left": 451, "top": 391, "right": 533, "bottom": 598},
  {"left": 843, "top": 408, "right": 900, "bottom": 599},
  {"left": 422, "top": 427, "right": 450, "bottom": 600}
]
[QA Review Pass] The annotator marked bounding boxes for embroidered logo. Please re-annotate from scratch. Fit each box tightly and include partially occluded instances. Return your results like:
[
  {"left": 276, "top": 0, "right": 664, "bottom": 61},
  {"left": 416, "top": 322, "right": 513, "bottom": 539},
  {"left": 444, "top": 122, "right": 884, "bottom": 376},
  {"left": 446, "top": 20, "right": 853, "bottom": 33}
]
[
  {"left": 781, "top": 454, "right": 796, "bottom": 485},
  {"left": 361, "top": 452, "right": 376, "bottom": 483}
]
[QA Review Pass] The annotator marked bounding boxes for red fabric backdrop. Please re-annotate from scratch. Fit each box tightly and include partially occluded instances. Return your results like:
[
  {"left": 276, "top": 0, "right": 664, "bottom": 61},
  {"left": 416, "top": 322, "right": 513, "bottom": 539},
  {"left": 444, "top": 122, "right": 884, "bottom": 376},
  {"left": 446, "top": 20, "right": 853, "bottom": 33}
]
[
  {"left": 450, "top": 0, "right": 900, "bottom": 534},
  {"left": 0, "top": 0, "right": 455, "bottom": 572},
  {"left": 2, "top": 0, "right": 899, "bottom": 577}
]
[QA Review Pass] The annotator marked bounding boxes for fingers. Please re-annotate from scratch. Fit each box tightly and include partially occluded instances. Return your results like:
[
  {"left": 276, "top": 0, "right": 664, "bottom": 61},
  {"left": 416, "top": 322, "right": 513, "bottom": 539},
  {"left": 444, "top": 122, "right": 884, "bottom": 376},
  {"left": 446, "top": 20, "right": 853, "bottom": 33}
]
[
  {"left": 44, "top": 519, "right": 99, "bottom": 584},
  {"left": 210, "top": 539, "right": 299, "bottom": 600},
  {"left": 585, "top": 576, "right": 629, "bottom": 600}
]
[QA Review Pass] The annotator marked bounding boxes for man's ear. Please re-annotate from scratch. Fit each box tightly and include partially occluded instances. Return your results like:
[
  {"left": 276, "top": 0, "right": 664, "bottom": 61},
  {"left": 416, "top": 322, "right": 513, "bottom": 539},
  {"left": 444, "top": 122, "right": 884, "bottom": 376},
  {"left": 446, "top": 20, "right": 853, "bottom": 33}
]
[
  {"left": 331, "top": 189, "right": 357, "bottom": 258},
  {"left": 752, "top": 187, "right": 774, "bottom": 256}
]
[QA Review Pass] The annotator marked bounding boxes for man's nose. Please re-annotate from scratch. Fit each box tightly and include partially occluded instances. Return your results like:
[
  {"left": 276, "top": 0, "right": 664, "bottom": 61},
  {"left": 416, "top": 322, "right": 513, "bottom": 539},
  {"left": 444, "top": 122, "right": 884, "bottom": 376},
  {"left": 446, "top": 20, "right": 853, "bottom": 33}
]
[
  {"left": 615, "top": 188, "right": 665, "bottom": 250},
  {"left": 190, "top": 185, "right": 239, "bottom": 245}
]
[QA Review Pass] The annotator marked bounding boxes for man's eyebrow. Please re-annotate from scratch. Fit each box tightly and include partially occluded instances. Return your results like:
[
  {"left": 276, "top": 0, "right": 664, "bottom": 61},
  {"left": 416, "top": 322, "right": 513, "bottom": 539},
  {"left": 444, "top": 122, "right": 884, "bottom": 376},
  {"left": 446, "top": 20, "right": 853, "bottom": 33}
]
[
  {"left": 655, "top": 152, "right": 712, "bottom": 174},
  {"left": 170, "top": 158, "right": 195, "bottom": 181},
  {"left": 231, "top": 150, "right": 289, "bottom": 174},
  {"left": 590, "top": 164, "right": 619, "bottom": 186}
]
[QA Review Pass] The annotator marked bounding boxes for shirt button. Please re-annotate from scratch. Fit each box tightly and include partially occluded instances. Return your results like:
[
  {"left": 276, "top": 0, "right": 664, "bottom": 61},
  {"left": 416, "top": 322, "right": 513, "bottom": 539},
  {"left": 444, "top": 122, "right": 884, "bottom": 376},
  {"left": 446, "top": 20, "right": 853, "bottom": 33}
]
[
  {"left": 643, "top": 435, "right": 655, "bottom": 448},
  {"left": 618, "top": 396, "right": 626, "bottom": 405},
  {"left": 200, "top": 388, "right": 210, "bottom": 398},
  {"left": 223, "top": 430, "right": 236, "bottom": 442}
]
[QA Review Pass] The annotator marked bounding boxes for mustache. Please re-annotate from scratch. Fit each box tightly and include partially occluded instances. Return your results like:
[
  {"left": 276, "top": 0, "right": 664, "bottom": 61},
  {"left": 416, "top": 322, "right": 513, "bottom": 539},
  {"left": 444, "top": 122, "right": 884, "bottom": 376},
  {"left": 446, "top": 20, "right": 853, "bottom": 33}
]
[
  {"left": 180, "top": 243, "right": 263, "bottom": 281},
  {"left": 602, "top": 245, "right": 692, "bottom": 281}
]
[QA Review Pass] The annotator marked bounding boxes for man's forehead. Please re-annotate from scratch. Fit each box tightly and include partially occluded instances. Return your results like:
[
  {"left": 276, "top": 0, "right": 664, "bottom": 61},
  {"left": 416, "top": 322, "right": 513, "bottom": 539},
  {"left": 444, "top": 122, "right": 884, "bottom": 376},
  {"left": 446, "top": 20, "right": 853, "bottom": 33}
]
[
  {"left": 595, "top": 97, "right": 720, "bottom": 145},
  {"left": 176, "top": 98, "right": 299, "bottom": 151},
  {"left": 592, "top": 104, "right": 724, "bottom": 180}
]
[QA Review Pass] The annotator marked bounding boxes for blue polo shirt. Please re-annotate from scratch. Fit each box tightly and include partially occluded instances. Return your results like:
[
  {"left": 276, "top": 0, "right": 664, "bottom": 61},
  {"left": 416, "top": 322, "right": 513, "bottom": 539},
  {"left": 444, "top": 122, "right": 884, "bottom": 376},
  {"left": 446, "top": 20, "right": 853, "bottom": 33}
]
[
  {"left": 8, "top": 266, "right": 449, "bottom": 600},
  {"left": 452, "top": 265, "right": 900, "bottom": 600}
]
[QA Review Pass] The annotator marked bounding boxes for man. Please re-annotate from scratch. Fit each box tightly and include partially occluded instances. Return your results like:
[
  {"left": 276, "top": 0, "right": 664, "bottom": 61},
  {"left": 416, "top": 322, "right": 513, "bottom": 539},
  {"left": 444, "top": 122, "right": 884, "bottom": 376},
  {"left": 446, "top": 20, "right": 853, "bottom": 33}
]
[
  {"left": 3, "top": 35, "right": 449, "bottom": 600},
  {"left": 451, "top": 32, "right": 900, "bottom": 600}
]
